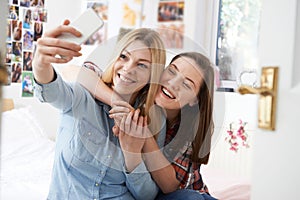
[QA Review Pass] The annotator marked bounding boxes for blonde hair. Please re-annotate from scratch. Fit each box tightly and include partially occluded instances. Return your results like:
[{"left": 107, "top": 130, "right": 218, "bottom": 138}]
[{"left": 102, "top": 28, "right": 166, "bottom": 122}]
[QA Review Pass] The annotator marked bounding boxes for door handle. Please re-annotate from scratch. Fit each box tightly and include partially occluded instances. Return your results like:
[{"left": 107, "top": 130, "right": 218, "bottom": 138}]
[{"left": 237, "top": 67, "right": 279, "bottom": 130}]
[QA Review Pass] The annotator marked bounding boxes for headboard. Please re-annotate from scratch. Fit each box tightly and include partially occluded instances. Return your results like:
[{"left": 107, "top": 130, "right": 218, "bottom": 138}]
[{"left": 1, "top": 98, "right": 14, "bottom": 112}]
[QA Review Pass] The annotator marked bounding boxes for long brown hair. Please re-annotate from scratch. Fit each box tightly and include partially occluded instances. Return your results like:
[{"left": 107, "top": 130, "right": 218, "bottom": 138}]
[{"left": 170, "top": 52, "right": 215, "bottom": 164}]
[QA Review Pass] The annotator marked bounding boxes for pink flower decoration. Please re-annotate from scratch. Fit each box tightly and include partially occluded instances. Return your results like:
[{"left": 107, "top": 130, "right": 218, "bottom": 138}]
[{"left": 225, "top": 119, "right": 250, "bottom": 152}]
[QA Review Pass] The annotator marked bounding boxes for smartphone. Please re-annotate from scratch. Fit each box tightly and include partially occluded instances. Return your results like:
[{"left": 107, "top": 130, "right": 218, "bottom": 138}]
[{"left": 57, "top": 8, "right": 104, "bottom": 45}]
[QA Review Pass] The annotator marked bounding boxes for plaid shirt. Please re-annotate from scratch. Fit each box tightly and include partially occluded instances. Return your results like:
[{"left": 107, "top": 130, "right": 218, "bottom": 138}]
[{"left": 165, "top": 120, "right": 209, "bottom": 193}]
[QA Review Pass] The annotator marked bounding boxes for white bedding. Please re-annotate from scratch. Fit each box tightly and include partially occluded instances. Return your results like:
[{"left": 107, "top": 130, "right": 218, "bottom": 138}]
[
  {"left": 202, "top": 166, "right": 251, "bottom": 200},
  {"left": 0, "top": 107, "right": 55, "bottom": 200},
  {"left": 0, "top": 106, "right": 251, "bottom": 200}
]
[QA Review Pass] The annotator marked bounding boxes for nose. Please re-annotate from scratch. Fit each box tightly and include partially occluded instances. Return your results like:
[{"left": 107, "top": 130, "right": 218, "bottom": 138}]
[
  {"left": 168, "top": 75, "right": 181, "bottom": 90},
  {"left": 123, "top": 60, "right": 135, "bottom": 72}
]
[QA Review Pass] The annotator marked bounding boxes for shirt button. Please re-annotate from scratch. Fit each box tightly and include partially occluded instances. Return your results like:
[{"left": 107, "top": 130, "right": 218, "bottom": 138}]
[
  {"left": 95, "top": 182, "right": 99, "bottom": 186},
  {"left": 88, "top": 132, "right": 91, "bottom": 136},
  {"left": 107, "top": 155, "right": 111, "bottom": 158}
]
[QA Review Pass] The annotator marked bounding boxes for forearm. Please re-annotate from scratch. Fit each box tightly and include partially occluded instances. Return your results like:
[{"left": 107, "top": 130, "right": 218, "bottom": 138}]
[
  {"left": 143, "top": 137, "right": 180, "bottom": 193},
  {"left": 32, "top": 59, "right": 55, "bottom": 84},
  {"left": 77, "top": 67, "right": 115, "bottom": 106},
  {"left": 123, "top": 152, "right": 143, "bottom": 172}
]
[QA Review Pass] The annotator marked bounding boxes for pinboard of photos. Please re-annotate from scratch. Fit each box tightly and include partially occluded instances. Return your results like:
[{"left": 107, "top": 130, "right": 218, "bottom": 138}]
[
  {"left": 84, "top": 0, "right": 185, "bottom": 49},
  {"left": 5, "top": 0, "right": 47, "bottom": 98}
]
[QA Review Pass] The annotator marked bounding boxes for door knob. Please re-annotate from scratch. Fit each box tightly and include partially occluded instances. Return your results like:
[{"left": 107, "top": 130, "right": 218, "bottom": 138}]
[
  {"left": 237, "top": 67, "right": 279, "bottom": 130},
  {"left": 238, "top": 85, "right": 274, "bottom": 96}
]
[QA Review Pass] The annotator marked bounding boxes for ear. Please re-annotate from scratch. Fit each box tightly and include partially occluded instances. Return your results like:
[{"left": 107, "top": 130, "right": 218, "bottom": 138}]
[{"left": 188, "top": 97, "right": 198, "bottom": 107}]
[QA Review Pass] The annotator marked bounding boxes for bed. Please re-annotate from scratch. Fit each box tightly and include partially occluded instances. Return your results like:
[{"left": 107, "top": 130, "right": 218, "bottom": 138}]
[
  {"left": 0, "top": 99, "right": 55, "bottom": 199},
  {"left": 0, "top": 97, "right": 251, "bottom": 200}
]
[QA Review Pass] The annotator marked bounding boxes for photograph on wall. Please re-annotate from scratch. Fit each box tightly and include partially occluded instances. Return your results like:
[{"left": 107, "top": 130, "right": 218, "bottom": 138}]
[
  {"left": 5, "top": 42, "right": 13, "bottom": 64},
  {"left": 22, "top": 8, "right": 33, "bottom": 29},
  {"left": 157, "top": 23, "right": 184, "bottom": 49},
  {"left": 5, "top": 64, "right": 12, "bottom": 86},
  {"left": 8, "top": 0, "right": 19, "bottom": 6},
  {"left": 11, "top": 20, "right": 22, "bottom": 41},
  {"left": 20, "top": 0, "right": 30, "bottom": 7},
  {"left": 23, "top": 30, "right": 34, "bottom": 50},
  {"left": 12, "top": 41, "right": 22, "bottom": 62},
  {"left": 21, "top": 71, "right": 34, "bottom": 97},
  {"left": 23, "top": 51, "right": 33, "bottom": 71},
  {"left": 6, "top": 20, "right": 12, "bottom": 41},
  {"left": 32, "top": 7, "right": 47, "bottom": 22},
  {"left": 9, "top": 5, "right": 19, "bottom": 20},
  {"left": 30, "top": 0, "right": 45, "bottom": 7},
  {"left": 85, "top": 0, "right": 109, "bottom": 45},
  {"left": 158, "top": 1, "right": 184, "bottom": 22},
  {"left": 121, "top": 0, "right": 143, "bottom": 28},
  {"left": 11, "top": 62, "right": 22, "bottom": 83},
  {"left": 33, "top": 21, "right": 43, "bottom": 41}
]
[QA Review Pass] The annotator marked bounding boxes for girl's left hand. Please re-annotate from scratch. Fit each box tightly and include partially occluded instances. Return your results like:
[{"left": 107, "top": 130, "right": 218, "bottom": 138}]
[
  {"left": 118, "top": 109, "right": 151, "bottom": 172},
  {"left": 109, "top": 100, "right": 134, "bottom": 137},
  {"left": 118, "top": 109, "right": 147, "bottom": 153}
]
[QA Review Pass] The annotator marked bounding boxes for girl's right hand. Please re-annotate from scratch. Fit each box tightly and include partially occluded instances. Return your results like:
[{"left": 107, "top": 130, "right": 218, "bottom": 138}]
[
  {"left": 32, "top": 20, "right": 82, "bottom": 70},
  {"left": 109, "top": 100, "right": 134, "bottom": 129}
]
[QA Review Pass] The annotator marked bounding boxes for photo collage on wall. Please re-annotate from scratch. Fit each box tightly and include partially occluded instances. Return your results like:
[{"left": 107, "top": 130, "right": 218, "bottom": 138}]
[
  {"left": 156, "top": 0, "right": 185, "bottom": 49},
  {"left": 84, "top": 0, "right": 144, "bottom": 44},
  {"left": 83, "top": 0, "right": 184, "bottom": 49},
  {"left": 5, "top": 0, "right": 47, "bottom": 97}
]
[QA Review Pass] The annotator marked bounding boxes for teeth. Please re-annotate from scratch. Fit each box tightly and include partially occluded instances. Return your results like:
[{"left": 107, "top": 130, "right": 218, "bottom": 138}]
[
  {"left": 162, "top": 87, "right": 175, "bottom": 99},
  {"left": 120, "top": 75, "right": 134, "bottom": 83}
]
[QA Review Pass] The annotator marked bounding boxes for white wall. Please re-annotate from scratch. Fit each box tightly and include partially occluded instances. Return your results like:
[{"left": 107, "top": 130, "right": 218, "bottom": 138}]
[{"left": 44, "top": 0, "right": 83, "bottom": 31}]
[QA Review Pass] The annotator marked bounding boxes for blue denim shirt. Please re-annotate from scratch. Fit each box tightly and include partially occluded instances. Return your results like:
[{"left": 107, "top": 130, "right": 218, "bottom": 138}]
[{"left": 34, "top": 72, "right": 159, "bottom": 200}]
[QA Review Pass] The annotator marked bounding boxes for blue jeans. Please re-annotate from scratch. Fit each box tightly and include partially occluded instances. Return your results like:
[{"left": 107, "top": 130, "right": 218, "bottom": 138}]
[{"left": 155, "top": 189, "right": 218, "bottom": 200}]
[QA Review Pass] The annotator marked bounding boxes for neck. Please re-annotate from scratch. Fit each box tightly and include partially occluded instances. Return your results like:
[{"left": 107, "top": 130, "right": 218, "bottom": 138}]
[
  {"left": 165, "top": 108, "right": 180, "bottom": 125},
  {"left": 119, "top": 92, "right": 138, "bottom": 106}
]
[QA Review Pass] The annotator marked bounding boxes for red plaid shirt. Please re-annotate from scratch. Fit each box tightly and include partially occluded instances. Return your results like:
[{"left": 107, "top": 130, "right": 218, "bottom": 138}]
[{"left": 165, "top": 120, "right": 209, "bottom": 193}]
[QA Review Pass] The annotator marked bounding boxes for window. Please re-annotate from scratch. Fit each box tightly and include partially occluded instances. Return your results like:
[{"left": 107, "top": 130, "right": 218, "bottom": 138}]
[{"left": 216, "top": 0, "right": 262, "bottom": 89}]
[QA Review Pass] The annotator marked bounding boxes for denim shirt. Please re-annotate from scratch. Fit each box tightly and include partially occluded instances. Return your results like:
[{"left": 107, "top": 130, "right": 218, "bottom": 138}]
[{"left": 34, "top": 72, "right": 159, "bottom": 200}]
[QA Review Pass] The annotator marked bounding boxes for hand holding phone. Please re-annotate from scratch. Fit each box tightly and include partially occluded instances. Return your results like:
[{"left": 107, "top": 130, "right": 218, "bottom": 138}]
[{"left": 57, "top": 8, "right": 104, "bottom": 45}]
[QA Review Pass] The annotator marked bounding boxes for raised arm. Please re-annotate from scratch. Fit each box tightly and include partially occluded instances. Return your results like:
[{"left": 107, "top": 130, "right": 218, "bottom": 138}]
[
  {"left": 32, "top": 20, "right": 82, "bottom": 84},
  {"left": 142, "top": 136, "right": 180, "bottom": 193},
  {"left": 76, "top": 66, "right": 121, "bottom": 106}
]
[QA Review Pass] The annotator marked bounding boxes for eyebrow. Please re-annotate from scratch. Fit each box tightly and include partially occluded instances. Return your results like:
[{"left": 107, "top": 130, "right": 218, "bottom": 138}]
[
  {"left": 171, "top": 63, "right": 196, "bottom": 88},
  {"left": 123, "top": 49, "right": 151, "bottom": 63}
]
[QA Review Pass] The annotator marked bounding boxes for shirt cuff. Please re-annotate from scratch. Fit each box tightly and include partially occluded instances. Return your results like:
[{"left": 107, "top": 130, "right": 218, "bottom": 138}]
[
  {"left": 124, "top": 161, "right": 149, "bottom": 181},
  {"left": 34, "top": 70, "right": 61, "bottom": 103}
]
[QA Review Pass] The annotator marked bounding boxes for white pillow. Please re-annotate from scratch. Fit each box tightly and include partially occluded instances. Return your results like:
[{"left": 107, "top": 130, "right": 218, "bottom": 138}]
[{"left": 1, "top": 106, "right": 46, "bottom": 142}]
